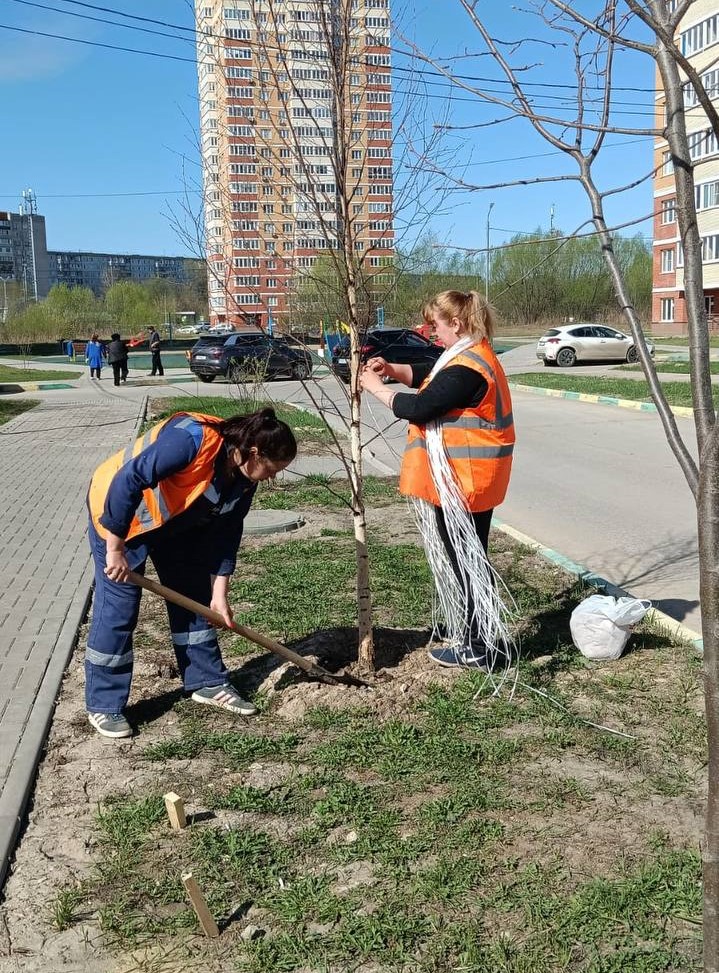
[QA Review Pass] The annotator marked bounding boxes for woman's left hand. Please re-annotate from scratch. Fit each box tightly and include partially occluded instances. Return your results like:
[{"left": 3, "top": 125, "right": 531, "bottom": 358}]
[
  {"left": 359, "top": 366, "right": 384, "bottom": 394},
  {"left": 210, "top": 594, "right": 235, "bottom": 628}
]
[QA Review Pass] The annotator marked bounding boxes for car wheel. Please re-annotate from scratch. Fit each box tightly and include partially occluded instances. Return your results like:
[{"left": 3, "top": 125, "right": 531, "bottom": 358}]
[
  {"left": 198, "top": 374, "right": 215, "bottom": 383},
  {"left": 292, "top": 361, "right": 311, "bottom": 380},
  {"left": 626, "top": 346, "right": 639, "bottom": 364},
  {"left": 556, "top": 348, "right": 577, "bottom": 368}
]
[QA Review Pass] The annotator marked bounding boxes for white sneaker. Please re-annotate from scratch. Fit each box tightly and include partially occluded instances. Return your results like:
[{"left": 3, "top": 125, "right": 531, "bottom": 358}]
[{"left": 191, "top": 684, "right": 257, "bottom": 716}]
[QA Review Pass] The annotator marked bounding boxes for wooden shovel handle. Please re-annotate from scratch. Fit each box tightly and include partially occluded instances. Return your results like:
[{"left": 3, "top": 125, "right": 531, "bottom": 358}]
[{"left": 126, "top": 570, "right": 338, "bottom": 683}]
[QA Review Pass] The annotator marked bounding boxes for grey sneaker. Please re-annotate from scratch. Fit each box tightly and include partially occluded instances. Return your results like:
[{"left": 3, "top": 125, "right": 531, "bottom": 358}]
[
  {"left": 191, "top": 684, "right": 257, "bottom": 716},
  {"left": 88, "top": 711, "right": 132, "bottom": 738}
]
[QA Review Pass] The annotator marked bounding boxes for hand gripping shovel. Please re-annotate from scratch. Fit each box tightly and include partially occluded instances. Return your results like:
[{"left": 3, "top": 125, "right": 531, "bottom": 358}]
[{"left": 127, "top": 571, "right": 368, "bottom": 688}]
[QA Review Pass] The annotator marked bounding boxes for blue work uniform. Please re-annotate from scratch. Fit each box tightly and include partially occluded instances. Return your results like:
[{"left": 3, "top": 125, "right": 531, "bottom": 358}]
[{"left": 85, "top": 414, "right": 256, "bottom": 714}]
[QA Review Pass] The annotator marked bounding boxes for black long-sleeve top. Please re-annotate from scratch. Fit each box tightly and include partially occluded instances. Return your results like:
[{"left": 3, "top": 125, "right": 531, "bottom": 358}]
[{"left": 392, "top": 362, "right": 488, "bottom": 424}]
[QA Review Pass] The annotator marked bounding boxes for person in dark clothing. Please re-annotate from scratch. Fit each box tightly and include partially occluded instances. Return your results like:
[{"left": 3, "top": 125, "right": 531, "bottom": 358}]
[
  {"left": 360, "top": 290, "right": 515, "bottom": 673},
  {"left": 148, "top": 327, "right": 164, "bottom": 376},
  {"left": 107, "top": 332, "right": 129, "bottom": 386},
  {"left": 84, "top": 408, "right": 297, "bottom": 739}
]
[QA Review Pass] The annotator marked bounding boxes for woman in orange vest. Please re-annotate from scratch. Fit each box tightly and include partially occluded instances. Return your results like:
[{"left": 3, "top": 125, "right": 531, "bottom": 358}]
[
  {"left": 84, "top": 408, "right": 296, "bottom": 738},
  {"left": 361, "top": 290, "right": 515, "bottom": 672}
]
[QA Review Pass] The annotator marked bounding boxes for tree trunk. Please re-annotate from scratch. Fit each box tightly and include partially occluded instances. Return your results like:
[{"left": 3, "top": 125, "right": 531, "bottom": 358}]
[{"left": 700, "top": 442, "right": 719, "bottom": 972}]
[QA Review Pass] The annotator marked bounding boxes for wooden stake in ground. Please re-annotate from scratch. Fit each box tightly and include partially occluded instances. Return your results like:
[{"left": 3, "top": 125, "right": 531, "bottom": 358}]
[
  {"left": 164, "top": 792, "right": 186, "bottom": 830},
  {"left": 182, "top": 872, "right": 219, "bottom": 938}
]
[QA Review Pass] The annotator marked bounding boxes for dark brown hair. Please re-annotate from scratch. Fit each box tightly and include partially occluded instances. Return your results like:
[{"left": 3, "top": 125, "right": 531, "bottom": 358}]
[{"left": 212, "top": 407, "right": 297, "bottom": 464}]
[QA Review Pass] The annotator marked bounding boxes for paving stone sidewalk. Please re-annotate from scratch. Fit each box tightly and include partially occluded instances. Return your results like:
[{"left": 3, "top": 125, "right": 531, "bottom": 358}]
[{"left": 0, "top": 396, "right": 144, "bottom": 888}]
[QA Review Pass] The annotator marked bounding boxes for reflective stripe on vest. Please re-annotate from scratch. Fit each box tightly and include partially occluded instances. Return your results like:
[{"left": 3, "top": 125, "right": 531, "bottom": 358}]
[
  {"left": 89, "top": 411, "right": 224, "bottom": 541},
  {"left": 404, "top": 438, "right": 515, "bottom": 460},
  {"left": 398, "top": 340, "right": 515, "bottom": 512},
  {"left": 457, "top": 348, "right": 514, "bottom": 430}
]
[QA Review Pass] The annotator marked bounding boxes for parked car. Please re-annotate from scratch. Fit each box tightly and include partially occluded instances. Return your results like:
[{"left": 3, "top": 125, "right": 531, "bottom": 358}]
[
  {"left": 189, "top": 331, "right": 314, "bottom": 383},
  {"left": 176, "top": 325, "right": 201, "bottom": 335},
  {"left": 536, "top": 324, "right": 655, "bottom": 367},
  {"left": 208, "top": 323, "right": 235, "bottom": 336},
  {"left": 331, "top": 328, "right": 443, "bottom": 383}
]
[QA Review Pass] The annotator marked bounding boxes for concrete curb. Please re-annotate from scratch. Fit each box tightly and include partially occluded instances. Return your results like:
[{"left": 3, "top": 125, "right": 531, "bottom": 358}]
[
  {"left": 493, "top": 516, "right": 704, "bottom": 653},
  {"left": 0, "top": 394, "right": 150, "bottom": 890},
  {"left": 508, "top": 381, "right": 695, "bottom": 419}
]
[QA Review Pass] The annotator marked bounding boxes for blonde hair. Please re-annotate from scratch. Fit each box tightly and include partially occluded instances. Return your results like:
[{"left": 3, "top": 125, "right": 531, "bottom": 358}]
[{"left": 423, "top": 290, "right": 495, "bottom": 341}]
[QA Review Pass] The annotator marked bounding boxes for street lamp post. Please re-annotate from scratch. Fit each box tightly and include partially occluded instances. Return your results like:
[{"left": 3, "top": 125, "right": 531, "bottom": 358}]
[{"left": 485, "top": 202, "right": 495, "bottom": 302}]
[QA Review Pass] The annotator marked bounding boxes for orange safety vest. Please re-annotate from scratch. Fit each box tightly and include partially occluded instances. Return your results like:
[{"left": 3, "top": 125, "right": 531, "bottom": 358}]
[
  {"left": 399, "top": 341, "right": 515, "bottom": 512},
  {"left": 88, "top": 412, "right": 225, "bottom": 540}
]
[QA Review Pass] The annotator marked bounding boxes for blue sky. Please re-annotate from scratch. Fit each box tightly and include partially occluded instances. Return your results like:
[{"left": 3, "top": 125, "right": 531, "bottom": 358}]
[{"left": 0, "top": 0, "right": 656, "bottom": 258}]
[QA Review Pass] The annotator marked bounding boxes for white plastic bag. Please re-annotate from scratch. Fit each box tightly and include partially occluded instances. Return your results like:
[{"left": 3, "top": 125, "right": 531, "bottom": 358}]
[{"left": 569, "top": 594, "right": 652, "bottom": 661}]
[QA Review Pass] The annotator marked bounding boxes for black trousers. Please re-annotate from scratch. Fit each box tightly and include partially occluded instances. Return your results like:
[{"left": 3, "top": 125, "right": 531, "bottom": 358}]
[
  {"left": 151, "top": 351, "right": 164, "bottom": 376},
  {"left": 434, "top": 505, "right": 494, "bottom": 651},
  {"left": 111, "top": 359, "right": 128, "bottom": 385}
]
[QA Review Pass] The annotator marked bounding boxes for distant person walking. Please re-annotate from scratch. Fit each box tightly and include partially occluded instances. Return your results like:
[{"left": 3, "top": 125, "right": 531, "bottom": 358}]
[
  {"left": 107, "top": 332, "right": 129, "bottom": 386},
  {"left": 148, "top": 327, "right": 164, "bottom": 376},
  {"left": 86, "top": 335, "right": 106, "bottom": 380}
]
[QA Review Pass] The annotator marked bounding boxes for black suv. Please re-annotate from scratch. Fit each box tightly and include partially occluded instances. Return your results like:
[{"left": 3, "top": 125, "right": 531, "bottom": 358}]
[
  {"left": 331, "top": 328, "right": 443, "bottom": 383},
  {"left": 189, "top": 332, "right": 314, "bottom": 383}
]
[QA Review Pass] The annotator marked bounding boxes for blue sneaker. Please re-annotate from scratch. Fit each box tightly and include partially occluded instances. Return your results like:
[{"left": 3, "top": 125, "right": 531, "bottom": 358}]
[{"left": 428, "top": 645, "right": 489, "bottom": 670}]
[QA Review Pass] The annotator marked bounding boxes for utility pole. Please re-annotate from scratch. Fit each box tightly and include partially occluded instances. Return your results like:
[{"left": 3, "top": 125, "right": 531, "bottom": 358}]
[
  {"left": 550, "top": 203, "right": 556, "bottom": 232},
  {"left": 0, "top": 277, "right": 9, "bottom": 324},
  {"left": 485, "top": 201, "right": 495, "bottom": 302}
]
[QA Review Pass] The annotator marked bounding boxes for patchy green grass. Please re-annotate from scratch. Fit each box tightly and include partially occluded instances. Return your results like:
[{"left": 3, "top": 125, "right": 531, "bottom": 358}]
[
  {"left": 509, "top": 372, "right": 709, "bottom": 408},
  {"left": 623, "top": 360, "right": 719, "bottom": 375},
  {"left": 255, "top": 473, "right": 399, "bottom": 510},
  {"left": 650, "top": 335, "right": 719, "bottom": 346},
  {"left": 0, "top": 398, "right": 40, "bottom": 425},
  {"left": 149, "top": 395, "right": 335, "bottom": 449},
  {"left": 61, "top": 495, "right": 705, "bottom": 971},
  {"left": 0, "top": 364, "right": 79, "bottom": 382}
]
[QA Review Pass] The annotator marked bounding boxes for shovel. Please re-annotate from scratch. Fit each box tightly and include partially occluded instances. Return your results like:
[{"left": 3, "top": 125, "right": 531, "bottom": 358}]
[{"left": 127, "top": 570, "right": 367, "bottom": 688}]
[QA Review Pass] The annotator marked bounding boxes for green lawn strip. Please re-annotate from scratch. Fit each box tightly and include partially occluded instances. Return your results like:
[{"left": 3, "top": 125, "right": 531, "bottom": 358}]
[
  {"left": 255, "top": 473, "right": 399, "bottom": 510},
  {"left": 623, "top": 360, "right": 719, "bottom": 375},
  {"left": 0, "top": 364, "right": 79, "bottom": 382},
  {"left": 509, "top": 371, "right": 708, "bottom": 408},
  {"left": 148, "top": 394, "right": 335, "bottom": 449},
  {"left": 0, "top": 399, "right": 40, "bottom": 425},
  {"left": 649, "top": 335, "right": 719, "bottom": 346},
  {"left": 66, "top": 500, "right": 703, "bottom": 970}
]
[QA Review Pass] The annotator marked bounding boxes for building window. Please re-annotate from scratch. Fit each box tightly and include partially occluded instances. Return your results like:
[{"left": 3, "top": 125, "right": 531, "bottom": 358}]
[
  {"left": 660, "top": 297, "right": 675, "bottom": 322},
  {"left": 660, "top": 198, "right": 676, "bottom": 224},
  {"left": 706, "top": 295, "right": 715, "bottom": 316},
  {"left": 696, "top": 180, "right": 719, "bottom": 211},
  {"left": 660, "top": 248, "right": 675, "bottom": 273}
]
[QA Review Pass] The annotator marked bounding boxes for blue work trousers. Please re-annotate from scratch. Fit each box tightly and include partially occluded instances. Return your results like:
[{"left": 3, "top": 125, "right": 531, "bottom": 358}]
[{"left": 85, "top": 519, "right": 228, "bottom": 713}]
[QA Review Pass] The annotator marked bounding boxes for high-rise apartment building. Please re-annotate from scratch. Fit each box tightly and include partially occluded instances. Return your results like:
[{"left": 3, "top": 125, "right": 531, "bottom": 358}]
[
  {"left": 0, "top": 194, "right": 50, "bottom": 302},
  {"left": 652, "top": 0, "right": 719, "bottom": 333},
  {"left": 194, "top": 0, "right": 394, "bottom": 328}
]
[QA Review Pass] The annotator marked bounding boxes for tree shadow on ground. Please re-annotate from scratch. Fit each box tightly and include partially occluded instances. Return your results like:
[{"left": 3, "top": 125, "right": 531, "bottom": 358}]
[{"left": 514, "top": 583, "right": 679, "bottom": 677}]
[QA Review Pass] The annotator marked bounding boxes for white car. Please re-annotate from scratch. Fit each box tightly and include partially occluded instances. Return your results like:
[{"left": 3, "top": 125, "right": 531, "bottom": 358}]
[
  {"left": 175, "top": 325, "right": 200, "bottom": 335},
  {"left": 536, "top": 324, "right": 655, "bottom": 367},
  {"left": 208, "top": 324, "right": 235, "bottom": 335}
]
